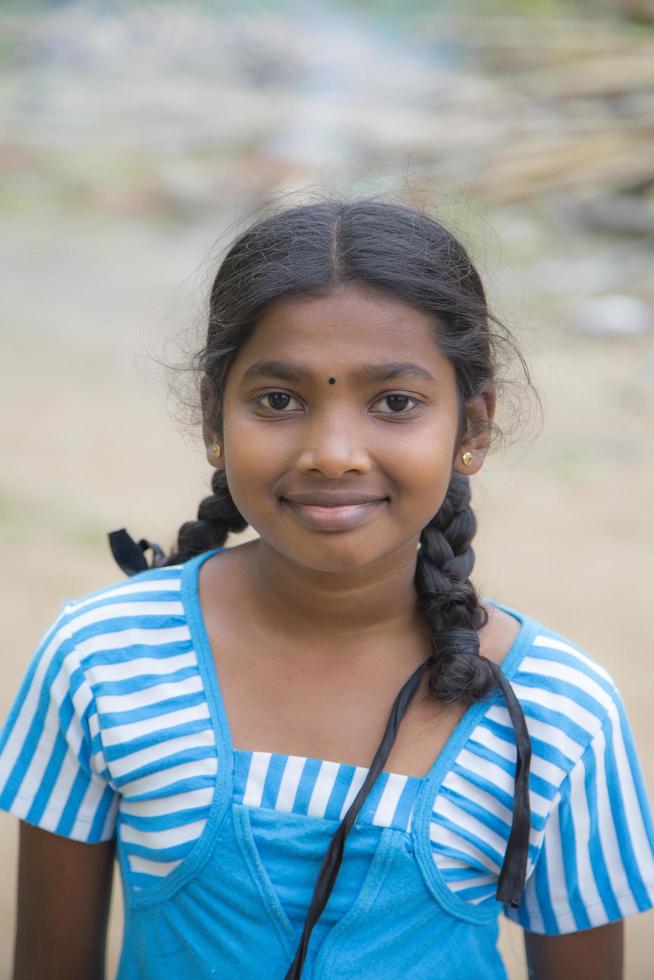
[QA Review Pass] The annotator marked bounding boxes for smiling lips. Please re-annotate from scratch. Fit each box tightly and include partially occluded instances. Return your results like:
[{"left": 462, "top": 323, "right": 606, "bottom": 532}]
[{"left": 281, "top": 492, "right": 388, "bottom": 532}]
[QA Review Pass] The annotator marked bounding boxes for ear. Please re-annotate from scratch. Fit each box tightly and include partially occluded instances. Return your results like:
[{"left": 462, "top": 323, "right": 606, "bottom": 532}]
[
  {"left": 201, "top": 375, "right": 223, "bottom": 470},
  {"left": 453, "top": 384, "right": 496, "bottom": 476}
]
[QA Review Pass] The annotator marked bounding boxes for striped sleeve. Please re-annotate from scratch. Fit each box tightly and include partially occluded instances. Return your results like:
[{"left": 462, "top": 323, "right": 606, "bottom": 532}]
[
  {"left": 505, "top": 688, "right": 654, "bottom": 934},
  {"left": 0, "top": 609, "right": 117, "bottom": 842}
]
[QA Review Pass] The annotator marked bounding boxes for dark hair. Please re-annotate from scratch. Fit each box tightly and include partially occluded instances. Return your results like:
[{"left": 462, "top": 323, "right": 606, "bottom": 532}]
[
  {"left": 168, "top": 198, "right": 530, "bottom": 703},
  {"left": 125, "top": 199, "right": 534, "bottom": 974}
]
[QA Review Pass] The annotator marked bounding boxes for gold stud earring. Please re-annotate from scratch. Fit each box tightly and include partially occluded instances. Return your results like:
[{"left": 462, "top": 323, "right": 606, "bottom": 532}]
[
  {"left": 462, "top": 451, "right": 473, "bottom": 466},
  {"left": 212, "top": 442, "right": 222, "bottom": 459}
]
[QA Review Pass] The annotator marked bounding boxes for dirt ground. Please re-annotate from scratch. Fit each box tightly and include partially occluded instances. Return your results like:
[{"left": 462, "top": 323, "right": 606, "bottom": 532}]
[{"left": 1, "top": 212, "right": 653, "bottom": 978}]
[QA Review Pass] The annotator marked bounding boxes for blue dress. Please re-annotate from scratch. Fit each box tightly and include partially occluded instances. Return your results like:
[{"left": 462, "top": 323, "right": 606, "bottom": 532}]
[{"left": 1, "top": 548, "right": 653, "bottom": 977}]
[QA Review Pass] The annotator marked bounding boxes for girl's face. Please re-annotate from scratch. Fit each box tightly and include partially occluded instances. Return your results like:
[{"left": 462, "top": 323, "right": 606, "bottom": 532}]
[{"left": 209, "top": 283, "right": 492, "bottom": 574}]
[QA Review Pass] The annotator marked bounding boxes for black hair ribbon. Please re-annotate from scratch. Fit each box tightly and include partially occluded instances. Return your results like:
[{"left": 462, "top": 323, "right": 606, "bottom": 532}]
[
  {"left": 487, "top": 659, "right": 533, "bottom": 908},
  {"left": 285, "top": 657, "right": 532, "bottom": 977},
  {"left": 108, "top": 528, "right": 166, "bottom": 576}
]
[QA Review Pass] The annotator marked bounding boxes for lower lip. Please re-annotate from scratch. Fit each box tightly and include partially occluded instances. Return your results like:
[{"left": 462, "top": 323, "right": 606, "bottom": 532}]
[{"left": 281, "top": 499, "right": 386, "bottom": 531}]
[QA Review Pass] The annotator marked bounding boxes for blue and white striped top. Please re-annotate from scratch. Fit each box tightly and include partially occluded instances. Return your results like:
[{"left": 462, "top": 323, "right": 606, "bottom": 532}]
[{"left": 1, "top": 548, "right": 653, "bottom": 939}]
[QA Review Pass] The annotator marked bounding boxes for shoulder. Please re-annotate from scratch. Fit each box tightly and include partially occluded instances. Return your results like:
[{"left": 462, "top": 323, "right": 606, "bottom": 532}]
[
  {"left": 489, "top": 602, "right": 623, "bottom": 772},
  {"left": 42, "top": 563, "right": 189, "bottom": 685}
]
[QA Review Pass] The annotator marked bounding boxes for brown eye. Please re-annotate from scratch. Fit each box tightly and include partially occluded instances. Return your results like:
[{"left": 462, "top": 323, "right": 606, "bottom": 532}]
[
  {"left": 372, "top": 393, "right": 419, "bottom": 414},
  {"left": 256, "top": 391, "right": 301, "bottom": 412}
]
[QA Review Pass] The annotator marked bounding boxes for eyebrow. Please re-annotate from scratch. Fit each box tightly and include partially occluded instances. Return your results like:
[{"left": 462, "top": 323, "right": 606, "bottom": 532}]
[{"left": 240, "top": 360, "right": 437, "bottom": 385}]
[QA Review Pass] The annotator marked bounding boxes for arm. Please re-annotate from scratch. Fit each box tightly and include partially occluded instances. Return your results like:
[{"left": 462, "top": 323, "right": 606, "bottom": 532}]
[
  {"left": 13, "top": 821, "right": 115, "bottom": 980},
  {"left": 525, "top": 922, "right": 623, "bottom": 980}
]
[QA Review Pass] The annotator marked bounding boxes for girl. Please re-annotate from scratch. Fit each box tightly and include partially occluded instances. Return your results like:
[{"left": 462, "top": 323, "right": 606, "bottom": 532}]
[{"left": 2, "top": 200, "right": 653, "bottom": 980}]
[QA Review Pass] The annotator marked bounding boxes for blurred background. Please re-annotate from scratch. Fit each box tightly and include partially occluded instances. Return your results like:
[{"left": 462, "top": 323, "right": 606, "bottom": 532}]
[{"left": 1, "top": 0, "right": 653, "bottom": 975}]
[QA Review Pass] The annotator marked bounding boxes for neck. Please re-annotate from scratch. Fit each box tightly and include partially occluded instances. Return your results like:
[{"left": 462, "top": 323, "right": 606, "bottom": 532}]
[{"left": 245, "top": 537, "right": 424, "bottom": 646}]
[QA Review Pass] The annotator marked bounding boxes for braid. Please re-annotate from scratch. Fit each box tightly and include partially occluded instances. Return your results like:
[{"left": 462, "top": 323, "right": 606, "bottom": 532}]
[
  {"left": 415, "top": 473, "right": 494, "bottom": 703},
  {"left": 163, "top": 469, "right": 248, "bottom": 566}
]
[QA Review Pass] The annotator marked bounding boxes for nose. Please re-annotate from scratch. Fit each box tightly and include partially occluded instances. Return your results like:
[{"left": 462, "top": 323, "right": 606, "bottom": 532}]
[{"left": 295, "top": 415, "right": 372, "bottom": 478}]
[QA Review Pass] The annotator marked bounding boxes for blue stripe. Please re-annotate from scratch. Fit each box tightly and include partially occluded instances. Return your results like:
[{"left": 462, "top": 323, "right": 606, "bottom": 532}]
[
  {"left": 93, "top": 667, "right": 200, "bottom": 698},
  {"left": 557, "top": 778, "right": 591, "bottom": 930},
  {"left": 98, "top": 690, "right": 206, "bottom": 729},
  {"left": 532, "top": 836, "right": 558, "bottom": 933},
  {"left": 455, "top": 883, "right": 495, "bottom": 902},
  {"left": 260, "top": 754, "right": 286, "bottom": 809},
  {"left": 56, "top": 768, "right": 93, "bottom": 837},
  {"left": 480, "top": 716, "right": 573, "bottom": 772},
  {"left": 292, "top": 758, "right": 322, "bottom": 814},
  {"left": 603, "top": 712, "right": 651, "bottom": 909},
  {"left": 517, "top": 673, "right": 607, "bottom": 724},
  {"left": 124, "top": 774, "right": 216, "bottom": 803},
  {"left": 100, "top": 717, "right": 212, "bottom": 761},
  {"left": 322, "top": 765, "right": 353, "bottom": 821},
  {"left": 123, "top": 838, "right": 196, "bottom": 864},
  {"left": 83, "top": 638, "right": 195, "bottom": 669},
  {"left": 518, "top": 700, "right": 590, "bottom": 749},
  {"left": 62, "top": 618, "right": 188, "bottom": 660},
  {"left": 583, "top": 741, "right": 620, "bottom": 921},
  {"left": 88, "top": 784, "right": 116, "bottom": 841},
  {"left": 26, "top": 733, "right": 70, "bottom": 825},
  {"left": 112, "top": 746, "right": 216, "bottom": 790},
  {"left": 434, "top": 813, "right": 504, "bottom": 871},
  {"left": 523, "top": 646, "right": 617, "bottom": 698},
  {"left": 393, "top": 779, "right": 420, "bottom": 831},
  {"left": 120, "top": 805, "right": 211, "bottom": 832}
]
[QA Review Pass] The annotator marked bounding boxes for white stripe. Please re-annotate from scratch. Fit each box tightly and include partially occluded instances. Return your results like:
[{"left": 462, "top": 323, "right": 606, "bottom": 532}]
[
  {"left": 76, "top": 625, "right": 191, "bottom": 660},
  {"left": 532, "top": 635, "right": 613, "bottom": 684},
  {"left": 65, "top": 576, "right": 181, "bottom": 613},
  {"left": 455, "top": 747, "right": 515, "bottom": 798},
  {"left": 339, "top": 766, "right": 368, "bottom": 819},
  {"left": 70, "top": 778, "right": 115, "bottom": 841},
  {"left": 567, "top": 749, "right": 605, "bottom": 925},
  {"left": 0, "top": 619, "right": 73, "bottom": 795},
  {"left": 442, "top": 770, "right": 513, "bottom": 827},
  {"left": 469, "top": 892, "right": 495, "bottom": 905},
  {"left": 128, "top": 854, "right": 182, "bottom": 877},
  {"left": 372, "top": 773, "right": 407, "bottom": 827},
  {"left": 511, "top": 682, "right": 601, "bottom": 738},
  {"left": 471, "top": 724, "right": 565, "bottom": 798},
  {"left": 12, "top": 647, "right": 86, "bottom": 808},
  {"left": 520, "top": 875, "right": 546, "bottom": 933},
  {"left": 96, "top": 675, "right": 204, "bottom": 715},
  {"left": 88, "top": 652, "right": 197, "bottom": 684},
  {"left": 429, "top": 822, "right": 501, "bottom": 875},
  {"left": 486, "top": 705, "right": 584, "bottom": 765},
  {"left": 37, "top": 739, "right": 81, "bottom": 833},
  {"left": 107, "top": 729, "right": 216, "bottom": 781},
  {"left": 544, "top": 801, "right": 574, "bottom": 933},
  {"left": 275, "top": 755, "right": 306, "bottom": 812},
  {"left": 120, "top": 817, "right": 205, "bottom": 849},
  {"left": 307, "top": 761, "right": 339, "bottom": 818},
  {"left": 99, "top": 703, "right": 211, "bottom": 748},
  {"left": 435, "top": 795, "right": 507, "bottom": 859},
  {"left": 520, "top": 656, "right": 614, "bottom": 715},
  {"left": 121, "top": 786, "right": 214, "bottom": 818},
  {"left": 449, "top": 873, "right": 496, "bottom": 892},
  {"left": 64, "top": 601, "right": 184, "bottom": 633},
  {"left": 242, "top": 752, "right": 271, "bottom": 807},
  {"left": 590, "top": 724, "right": 638, "bottom": 917},
  {"left": 120, "top": 756, "right": 217, "bottom": 798},
  {"left": 607, "top": 706, "right": 654, "bottom": 897},
  {"left": 101, "top": 795, "right": 119, "bottom": 839}
]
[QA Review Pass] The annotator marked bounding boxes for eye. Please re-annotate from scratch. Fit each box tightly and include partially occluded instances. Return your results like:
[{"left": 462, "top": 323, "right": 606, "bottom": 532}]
[
  {"left": 371, "top": 393, "right": 420, "bottom": 414},
  {"left": 255, "top": 390, "right": 303, "bottom": 412}
]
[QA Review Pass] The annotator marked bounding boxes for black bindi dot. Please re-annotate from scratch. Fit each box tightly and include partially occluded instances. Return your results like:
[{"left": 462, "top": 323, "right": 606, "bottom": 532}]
[{"left": 328, "top": 377, "right": 336, "bottom": 384}]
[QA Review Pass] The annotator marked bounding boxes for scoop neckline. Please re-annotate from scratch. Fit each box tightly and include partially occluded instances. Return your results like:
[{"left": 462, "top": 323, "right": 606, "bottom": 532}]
[{"left": 181, "top": 547, "right": 537, "bottom": 788}]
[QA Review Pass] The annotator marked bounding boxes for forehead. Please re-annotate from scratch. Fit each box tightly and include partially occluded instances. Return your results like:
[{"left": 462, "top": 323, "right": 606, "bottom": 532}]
[{"left": 230, "top": 283, "right": 447, "bottom": 375}]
